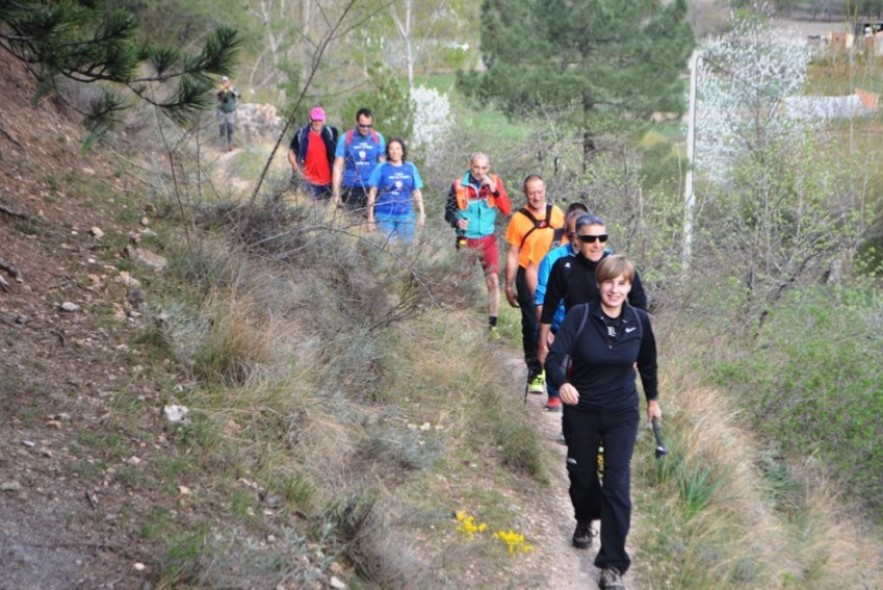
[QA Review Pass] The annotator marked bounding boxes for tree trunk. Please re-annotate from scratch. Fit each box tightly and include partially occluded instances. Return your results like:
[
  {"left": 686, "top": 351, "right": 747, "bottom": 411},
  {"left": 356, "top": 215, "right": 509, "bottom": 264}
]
[
  {"left": 391, "top": 0, "right": 415, "bottom": 89},
  {"left": 581, "top": 130, "right": 596, "bottom": 174},
  {"left": 301, "top": 0, "right": 313, "bottom": 93},
  {"left": 581, "top": 92, "right": 596, "bottom": 173}
]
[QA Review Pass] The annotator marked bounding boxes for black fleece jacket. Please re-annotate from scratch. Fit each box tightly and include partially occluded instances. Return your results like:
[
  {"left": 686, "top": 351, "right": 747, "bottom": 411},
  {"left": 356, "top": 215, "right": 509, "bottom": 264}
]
[{"left": 545, "top": 302, "right": 658, "bottom": 414}]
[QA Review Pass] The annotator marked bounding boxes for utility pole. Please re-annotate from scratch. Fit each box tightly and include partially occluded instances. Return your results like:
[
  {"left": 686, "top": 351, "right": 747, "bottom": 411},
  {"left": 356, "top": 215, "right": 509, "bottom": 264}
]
[{"left": 682, "top": 50, "right": 700, "bottom": 272}]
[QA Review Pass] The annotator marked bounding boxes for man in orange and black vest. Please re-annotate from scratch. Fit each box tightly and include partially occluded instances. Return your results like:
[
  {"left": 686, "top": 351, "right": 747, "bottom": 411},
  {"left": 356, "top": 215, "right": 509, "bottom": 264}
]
[
  {"left": 444, "top": 152, "right": 512, "bottom": 339},
  {"left": 504, "top": 175, "right": 565, "bottom": 395}
]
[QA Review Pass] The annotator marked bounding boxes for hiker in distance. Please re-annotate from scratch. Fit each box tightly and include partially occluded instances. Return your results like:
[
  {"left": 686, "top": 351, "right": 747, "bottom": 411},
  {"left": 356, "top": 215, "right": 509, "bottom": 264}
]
[
  {"left": 503, "top": 175, "right": 565, "bottom": 396},
  {"left": 216, "top": 75, "right": 240, "bottom": 152},
  {"left": 545, "top": 254, "right": 661, "bottom": 590},
  {"left": 444, "top": 152, "right": 512, "bottom": 340}
]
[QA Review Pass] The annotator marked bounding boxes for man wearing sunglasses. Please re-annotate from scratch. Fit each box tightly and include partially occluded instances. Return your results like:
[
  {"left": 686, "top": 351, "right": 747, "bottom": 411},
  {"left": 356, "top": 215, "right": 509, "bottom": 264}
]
[
  {"left": 538, "top": 214, "right": 647, "bottom": 370},
  {"left": 537, "top": 214, "right": 646, "bottom": 551},
  {"left": 332, "top": 107, "right": 386, "bottom": 214}
]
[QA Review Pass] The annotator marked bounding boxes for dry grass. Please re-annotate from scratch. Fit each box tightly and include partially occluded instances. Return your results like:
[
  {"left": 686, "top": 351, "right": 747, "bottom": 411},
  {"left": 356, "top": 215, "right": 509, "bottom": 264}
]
[
  {"left": 631, "top": 317, "right": 883, "bottom": 589},
  {"left": 118, "top": 103, "right": 883, "bottom": 588},
  {"left": 134, "top": 182, "right": 552, "bottom": 587},
  {"left": 145, "top": 188, "right": 883, "bottom": 588}
]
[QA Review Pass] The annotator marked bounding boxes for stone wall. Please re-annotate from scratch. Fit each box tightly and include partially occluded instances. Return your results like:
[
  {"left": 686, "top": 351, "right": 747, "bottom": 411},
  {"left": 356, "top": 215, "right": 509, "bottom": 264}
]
[{"left": 235, "top": 103, "right": 284, "bottom": 138}]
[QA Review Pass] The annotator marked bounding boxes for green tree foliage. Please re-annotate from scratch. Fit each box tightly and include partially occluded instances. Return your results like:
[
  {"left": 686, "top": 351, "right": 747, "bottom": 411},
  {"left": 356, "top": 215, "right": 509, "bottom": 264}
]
[
  {"left": 374, "top": 0, "right": 479, "bottom": 87},
  {"left": 342, "top": 62, "right": 414, "bottom": 149},
  {"left": 732, "top": 0, "right": 799, "bottom": 15},
  {"left": 858, "top": 0, "right": 883, "bottom": 18},
  {"left": 459, "top": 0, "right": 693, "bottom": 160},
  {"left": 115, "top": 0, "right": 245, "bottom": 48},
  {"left": 0, "top": 0, "right": 241, "bottom": 136},
  {"left": 693, "top": 6, "right": 871, "bottom": 327}
]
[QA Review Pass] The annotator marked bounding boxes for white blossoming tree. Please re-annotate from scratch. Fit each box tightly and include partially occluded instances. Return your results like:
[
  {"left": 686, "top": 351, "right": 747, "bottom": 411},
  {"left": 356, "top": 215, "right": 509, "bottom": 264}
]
[
  {"left": 410, "top": 86, "right": 452, "bottom": 161},
  {"left": 696, "top": 3, "right": 811, "bottom": 184},
  {"left": 692, "top": 3, "right": 870, "bottom": 328}
]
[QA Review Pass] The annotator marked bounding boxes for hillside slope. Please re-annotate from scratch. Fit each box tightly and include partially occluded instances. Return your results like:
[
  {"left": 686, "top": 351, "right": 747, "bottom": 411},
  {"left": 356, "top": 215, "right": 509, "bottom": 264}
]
[
  {"left": 0, "top": 49, "right": 644, "bottom": 590},
  {"left": 5, "top": 43, "right": 882, "bottom": 590},
  {"left": 1, "top": 51, "right": 166, "bottom": 587}
]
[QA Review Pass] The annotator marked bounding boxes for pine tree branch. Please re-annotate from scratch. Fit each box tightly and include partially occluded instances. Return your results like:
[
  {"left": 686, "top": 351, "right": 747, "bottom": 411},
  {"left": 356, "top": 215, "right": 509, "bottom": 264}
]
[
  {"left": 0, "top": 4, "right": 241, "bottom": 135},
  {"left": 0, "top": 121, "right": 23, "bottom": 150}
]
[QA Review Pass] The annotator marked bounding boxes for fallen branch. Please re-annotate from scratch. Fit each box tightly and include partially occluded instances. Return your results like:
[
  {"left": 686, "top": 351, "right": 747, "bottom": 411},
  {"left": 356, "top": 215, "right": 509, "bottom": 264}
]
[
  {"left": 0, "top": 259, "right": 22, "bottom": 280},
  {"left": 0, "top": 124, "right": 24, "bottom": 151},
  {"left": 0, "top": 203, "right": 31, "bottom": 220}
]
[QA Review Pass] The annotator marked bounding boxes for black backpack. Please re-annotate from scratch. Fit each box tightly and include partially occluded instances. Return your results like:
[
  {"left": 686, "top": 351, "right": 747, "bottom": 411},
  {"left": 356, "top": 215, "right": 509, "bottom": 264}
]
[{"left": 517, "top": 204, "right": 565, "bottom": 250}]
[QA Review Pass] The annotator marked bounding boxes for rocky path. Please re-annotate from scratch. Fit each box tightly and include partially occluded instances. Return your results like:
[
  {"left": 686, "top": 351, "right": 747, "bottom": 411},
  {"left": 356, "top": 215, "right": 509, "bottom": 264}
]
[{"left": 509, "top": 359, "right": 646, "bottom": 590}]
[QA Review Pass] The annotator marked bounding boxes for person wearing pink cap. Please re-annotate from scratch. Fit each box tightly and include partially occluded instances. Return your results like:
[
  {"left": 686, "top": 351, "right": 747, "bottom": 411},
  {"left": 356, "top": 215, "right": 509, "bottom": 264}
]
[{"left": 288, "top": 106, "right": 339, "bottom": 200}]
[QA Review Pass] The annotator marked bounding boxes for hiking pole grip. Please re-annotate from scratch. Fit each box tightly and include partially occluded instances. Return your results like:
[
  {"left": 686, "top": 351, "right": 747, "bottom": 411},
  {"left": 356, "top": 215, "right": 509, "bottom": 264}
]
[{"left": 651, "top": 418, "right": 667, "bottom": 458}]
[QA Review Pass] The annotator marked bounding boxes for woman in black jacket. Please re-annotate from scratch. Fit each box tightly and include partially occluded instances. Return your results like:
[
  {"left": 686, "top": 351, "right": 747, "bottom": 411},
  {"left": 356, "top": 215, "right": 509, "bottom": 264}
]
[{"left": 545, "top": 254, "right": 661, "bottom": 590}]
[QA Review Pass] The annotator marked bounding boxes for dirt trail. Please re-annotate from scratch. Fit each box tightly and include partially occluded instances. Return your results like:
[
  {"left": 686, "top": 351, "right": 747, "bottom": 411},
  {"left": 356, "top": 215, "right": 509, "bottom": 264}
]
[{"left": 508, "top": 357, "right": 647, "bottom": 590}]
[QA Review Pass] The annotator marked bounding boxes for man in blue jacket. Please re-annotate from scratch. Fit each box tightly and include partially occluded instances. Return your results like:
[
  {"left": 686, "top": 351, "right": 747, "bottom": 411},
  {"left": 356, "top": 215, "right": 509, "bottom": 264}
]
[{"left": 533, "top": 202, "right": 589, "bottom": 410}]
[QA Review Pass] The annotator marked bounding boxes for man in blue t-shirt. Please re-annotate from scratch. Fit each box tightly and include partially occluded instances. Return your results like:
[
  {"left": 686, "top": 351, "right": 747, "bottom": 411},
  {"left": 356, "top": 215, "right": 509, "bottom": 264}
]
[{"left": 332, "top": 107, "right": 386, "bottom": 215}]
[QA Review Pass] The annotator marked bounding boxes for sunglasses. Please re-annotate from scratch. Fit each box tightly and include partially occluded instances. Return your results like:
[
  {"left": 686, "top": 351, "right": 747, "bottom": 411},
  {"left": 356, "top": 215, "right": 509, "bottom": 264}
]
[
  {"left": 576, "top": 234, "right": 608, "bottom": 244},
  {"left": 358, "top": 123, "right": 373, "bottom": 129}
]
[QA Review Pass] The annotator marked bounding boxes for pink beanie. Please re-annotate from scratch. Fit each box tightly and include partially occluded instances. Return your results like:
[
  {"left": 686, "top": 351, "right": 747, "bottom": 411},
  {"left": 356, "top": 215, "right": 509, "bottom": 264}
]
[{"left": 310, "top": 107, "right": 326, "bottom": 121}]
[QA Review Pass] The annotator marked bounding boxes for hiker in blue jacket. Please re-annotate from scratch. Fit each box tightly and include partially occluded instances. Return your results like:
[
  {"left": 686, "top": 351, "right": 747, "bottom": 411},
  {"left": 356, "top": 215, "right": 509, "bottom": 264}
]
[
  {"left": 533, "top": 202, "right": 589, "bottom": 411},
  {"left": 545, "top": 254, "right": 661, "bottom": 590},
  {"left": 444, "top": 152, "right": 513, "bottom": 339},
  {"left": 332, "top": 107, "right": 386, "bottom": 215}
]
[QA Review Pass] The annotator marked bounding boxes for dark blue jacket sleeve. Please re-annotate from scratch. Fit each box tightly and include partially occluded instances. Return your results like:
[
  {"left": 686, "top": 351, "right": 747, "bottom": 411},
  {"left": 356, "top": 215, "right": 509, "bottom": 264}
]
[
  {"left": 628, "top": 271, "right": 648, "bottom": 311},
  {"left": 444, "top": 183, "right": 459, "bottom": 227},
  {"left": 635, "top": 308, "right": 658, "bottom": 401},
  {"left": 541, "top": 257, "right": 568, "bottom": 325},
  {"left": 544, "top": 303, "right": 588, "bottom": 389}
]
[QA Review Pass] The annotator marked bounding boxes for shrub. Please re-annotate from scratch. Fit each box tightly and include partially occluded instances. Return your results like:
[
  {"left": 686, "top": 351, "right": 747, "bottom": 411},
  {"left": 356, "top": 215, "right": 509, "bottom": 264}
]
[{"left": 711, "top": 285, "right": 883, "bottom": 519}]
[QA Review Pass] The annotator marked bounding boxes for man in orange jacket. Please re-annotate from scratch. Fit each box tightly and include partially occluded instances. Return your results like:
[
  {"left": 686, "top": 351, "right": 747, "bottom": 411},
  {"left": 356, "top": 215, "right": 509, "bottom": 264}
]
[{"left": 504, "top": 174, "right": 565, "bottom": 394}]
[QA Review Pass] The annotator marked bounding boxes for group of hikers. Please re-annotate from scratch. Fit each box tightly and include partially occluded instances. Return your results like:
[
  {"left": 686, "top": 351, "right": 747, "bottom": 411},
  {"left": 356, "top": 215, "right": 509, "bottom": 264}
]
[
  {"left": 263, "top": 97, "right": 663, "bottom": 590},
  {"left": 287, "top": 105, "right": 427, "bottom": 241}
]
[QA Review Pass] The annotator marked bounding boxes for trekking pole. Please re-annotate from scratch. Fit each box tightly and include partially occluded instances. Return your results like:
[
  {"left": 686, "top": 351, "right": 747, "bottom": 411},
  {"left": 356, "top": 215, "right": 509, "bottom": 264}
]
[{"left": 651, "top": 418, "right": 667, "bottom": 459}]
